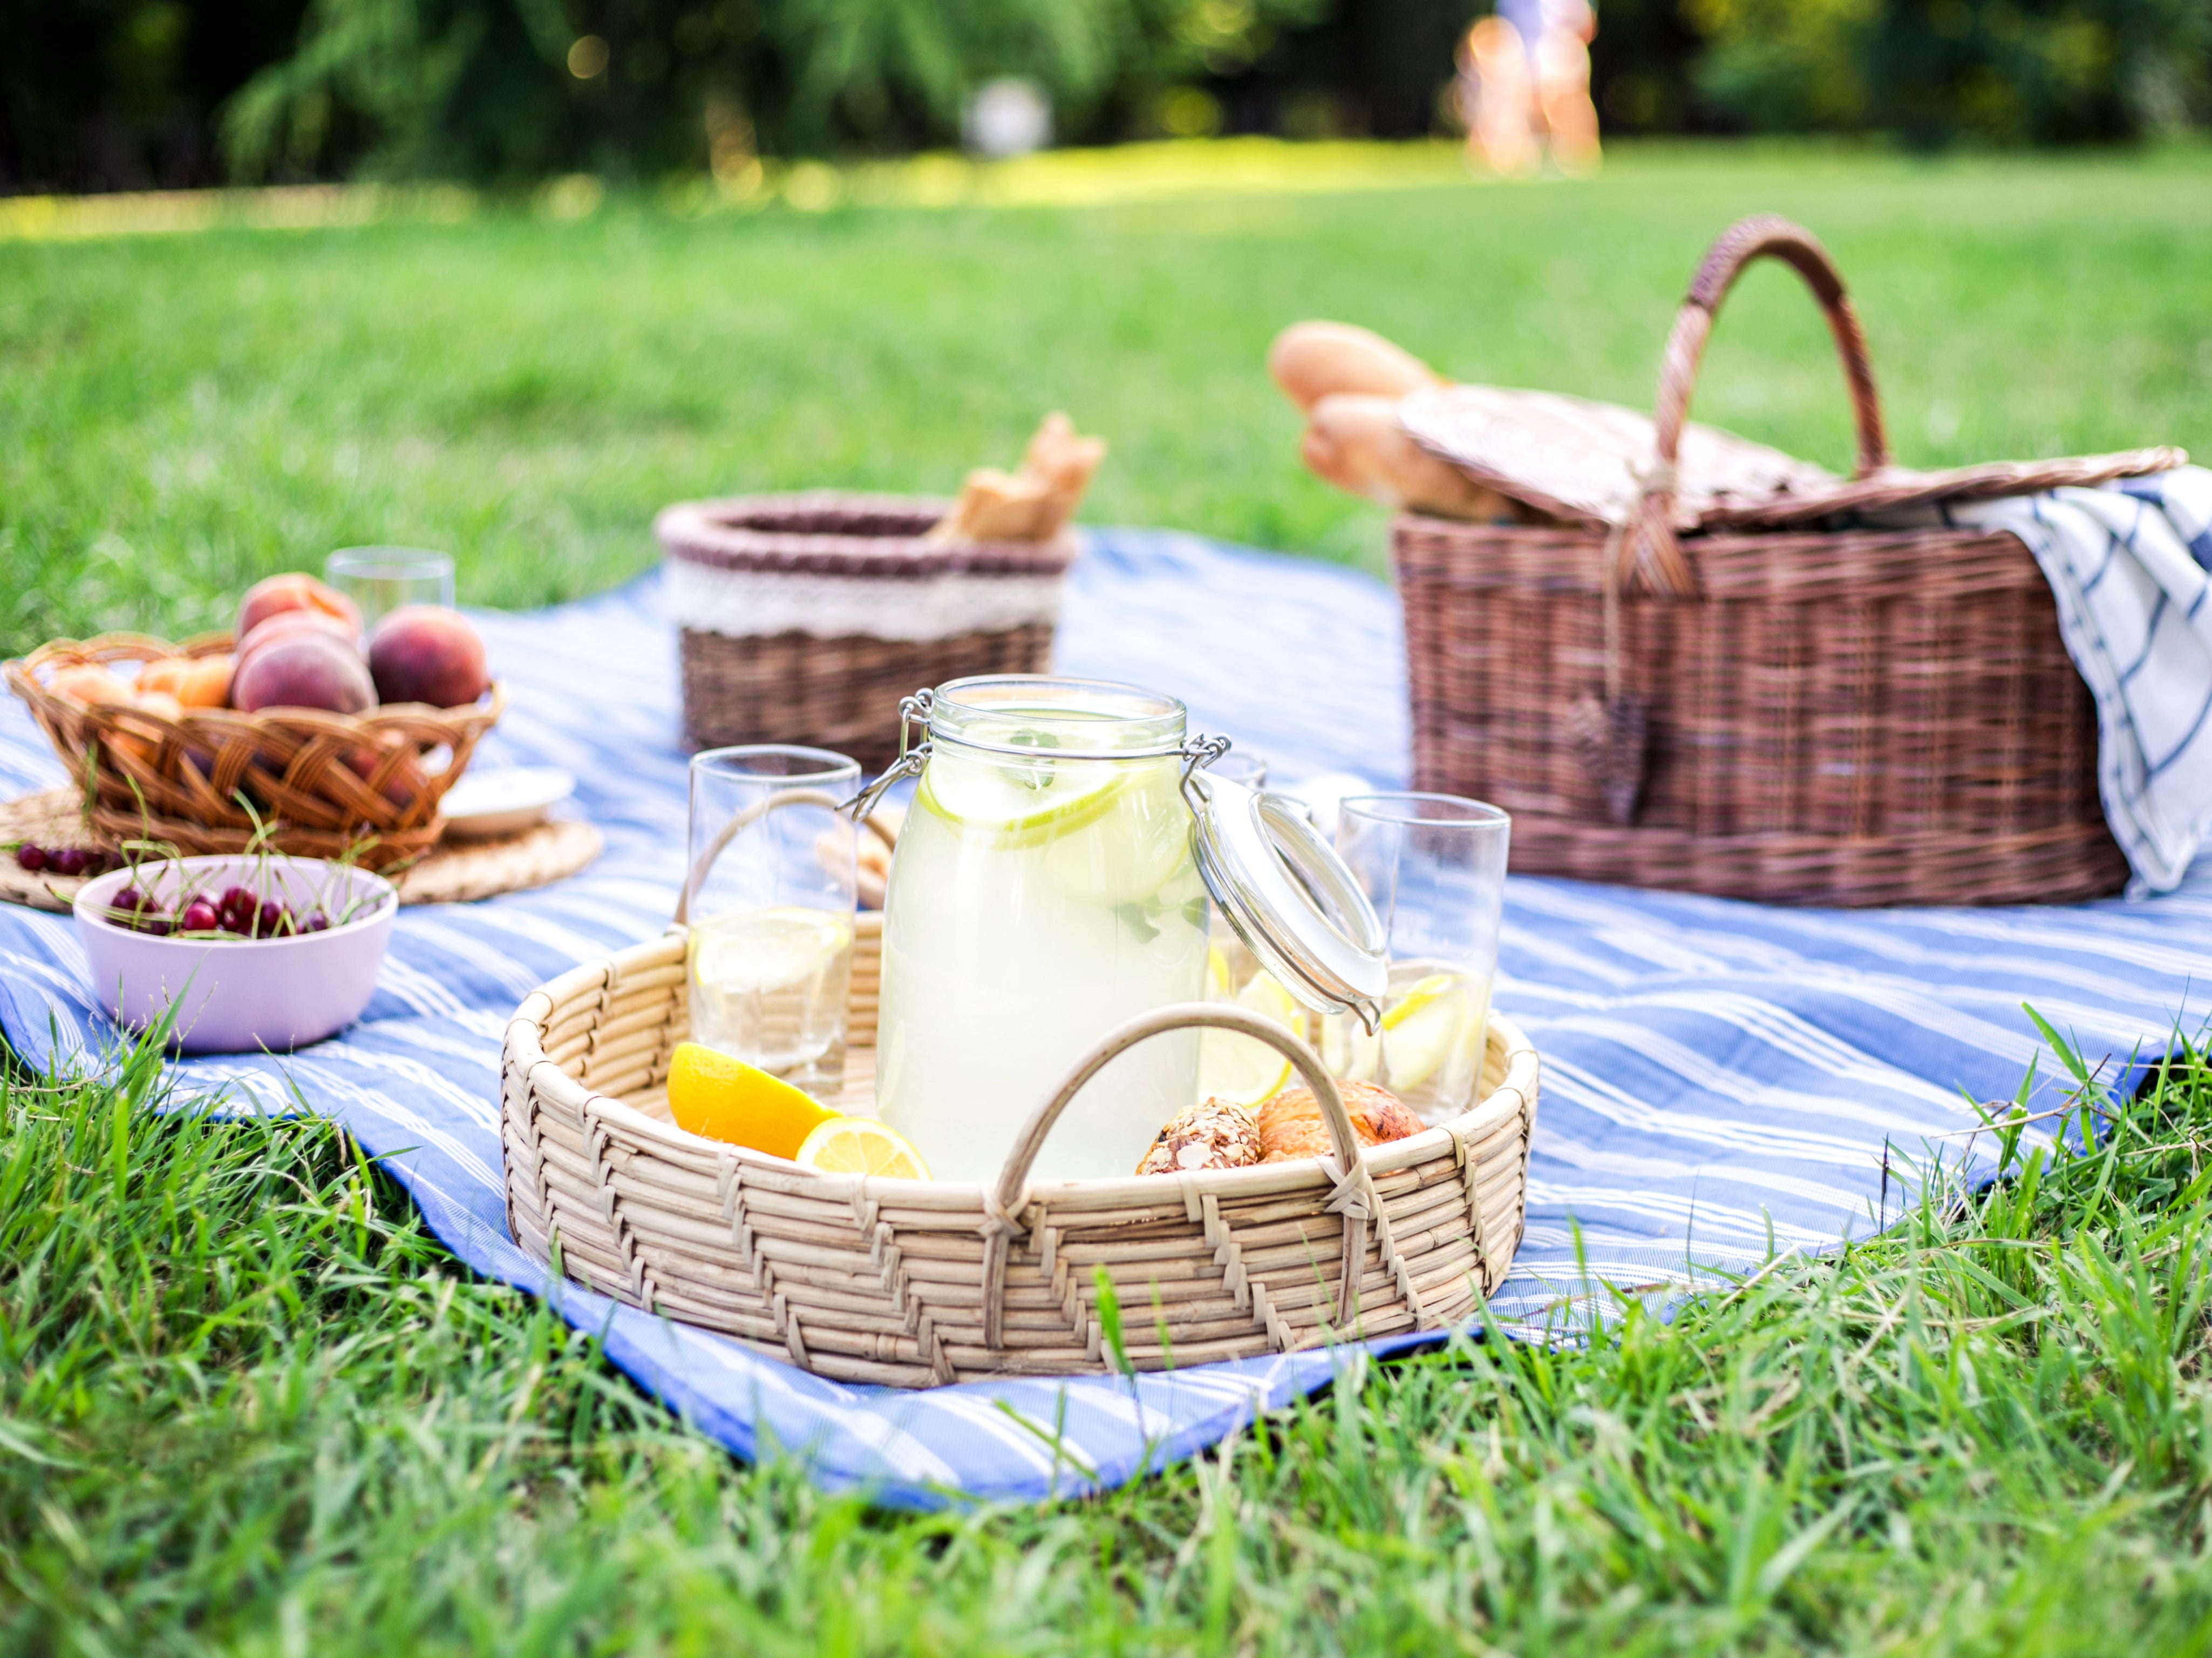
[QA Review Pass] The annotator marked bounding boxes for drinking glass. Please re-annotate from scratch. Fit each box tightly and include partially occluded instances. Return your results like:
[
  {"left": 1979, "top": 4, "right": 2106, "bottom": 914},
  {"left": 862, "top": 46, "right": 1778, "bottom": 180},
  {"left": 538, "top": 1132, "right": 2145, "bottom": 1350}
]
[
  {"left": 1327, "top": 794, "right": 1510, "bottom": 1124},
  {"left": 324, "top": 548, "right": 455, "bottom": 632},
  {"left": 681, "top": 746, "right": 861, "bottom": 1095}
]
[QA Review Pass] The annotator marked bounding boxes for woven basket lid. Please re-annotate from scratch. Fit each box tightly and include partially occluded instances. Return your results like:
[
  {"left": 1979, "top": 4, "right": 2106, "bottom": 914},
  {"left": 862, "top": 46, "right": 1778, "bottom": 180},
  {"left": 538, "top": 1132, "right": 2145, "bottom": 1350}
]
[
  {"left": 655, "top": 491, "right": 1080, "bottom": 579},
  {"left": 1401, "top": 385, "right": 2182, "bottom": 533},
  {"left": 1399, "top": 214, "right": 2183, "bottom": 542}
]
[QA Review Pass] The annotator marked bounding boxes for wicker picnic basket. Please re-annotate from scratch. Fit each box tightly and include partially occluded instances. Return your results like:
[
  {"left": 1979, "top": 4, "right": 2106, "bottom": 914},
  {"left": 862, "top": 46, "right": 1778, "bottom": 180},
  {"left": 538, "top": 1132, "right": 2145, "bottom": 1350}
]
[
  {"left": 1394, "top": 214, "right": 2183, "bottom": 907},
  {"left": 500, "top": 912, "right": 1540, "bottom": 1387},
  {"left": 4, "top": 633, "right": 503, "bottom": 871},
  {"left": 656, "top": 494, "right": 1079, "bottom": 770}
]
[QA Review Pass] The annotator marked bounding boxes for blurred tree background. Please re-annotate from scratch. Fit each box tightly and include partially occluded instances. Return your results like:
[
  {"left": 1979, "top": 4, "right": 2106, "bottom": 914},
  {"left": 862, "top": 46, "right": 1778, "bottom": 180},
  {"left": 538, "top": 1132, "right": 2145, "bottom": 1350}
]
[{"left": 2, "top": 0, "right": 2206, "bottom": 193}]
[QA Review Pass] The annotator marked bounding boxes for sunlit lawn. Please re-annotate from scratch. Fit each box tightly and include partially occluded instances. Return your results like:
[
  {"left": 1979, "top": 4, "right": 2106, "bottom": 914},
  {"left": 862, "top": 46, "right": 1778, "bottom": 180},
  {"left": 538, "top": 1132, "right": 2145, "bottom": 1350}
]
[{"left": 3, "top": 140, "right": 2210, "bottom": 655}]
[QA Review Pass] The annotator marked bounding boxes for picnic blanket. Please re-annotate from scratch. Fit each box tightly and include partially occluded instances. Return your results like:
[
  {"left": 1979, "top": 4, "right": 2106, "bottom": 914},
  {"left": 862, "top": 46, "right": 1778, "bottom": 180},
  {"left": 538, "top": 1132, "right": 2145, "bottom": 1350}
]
[
  {"left": 1949, "top": 467, "right": 2212, "bottom": 896},
  {"left": 3, "top": 527, "right": 2210, "bottom": 1508}
]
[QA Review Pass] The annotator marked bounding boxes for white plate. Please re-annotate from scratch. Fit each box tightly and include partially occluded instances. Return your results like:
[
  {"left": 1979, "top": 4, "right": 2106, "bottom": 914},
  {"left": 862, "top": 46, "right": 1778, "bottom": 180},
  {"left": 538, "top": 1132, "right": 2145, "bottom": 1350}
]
[{"left": 439, "top": 767, "right": 575, "bottom": 840}]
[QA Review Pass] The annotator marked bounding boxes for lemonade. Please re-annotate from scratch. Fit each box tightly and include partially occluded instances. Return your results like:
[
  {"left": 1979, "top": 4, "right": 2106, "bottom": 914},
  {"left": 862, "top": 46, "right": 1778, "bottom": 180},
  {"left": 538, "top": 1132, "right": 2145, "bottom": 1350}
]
[
  {"left": 875, "top": 682, "right": 1208, "bottom": 1183},
  {"left": 686, "top": 905, "right": 855, "bottom": 1092},
  {"left": 1321, "top": 960, "right": 1492, "bottom": 1125}
]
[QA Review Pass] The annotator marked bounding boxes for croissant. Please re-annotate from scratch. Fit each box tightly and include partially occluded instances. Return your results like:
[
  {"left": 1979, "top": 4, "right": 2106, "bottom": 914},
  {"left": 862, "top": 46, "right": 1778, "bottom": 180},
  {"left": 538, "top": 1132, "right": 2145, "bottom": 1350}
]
[{"left": 1258, "top": 1079, "right": 1424, "bottom": 1164}]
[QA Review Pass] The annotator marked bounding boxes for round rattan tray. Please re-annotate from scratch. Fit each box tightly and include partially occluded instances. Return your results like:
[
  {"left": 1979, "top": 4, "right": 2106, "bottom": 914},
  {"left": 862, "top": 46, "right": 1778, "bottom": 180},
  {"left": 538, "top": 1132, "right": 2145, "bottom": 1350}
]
[{"left": 500, "top": 914, "right": 1540, "bottom": 1387}]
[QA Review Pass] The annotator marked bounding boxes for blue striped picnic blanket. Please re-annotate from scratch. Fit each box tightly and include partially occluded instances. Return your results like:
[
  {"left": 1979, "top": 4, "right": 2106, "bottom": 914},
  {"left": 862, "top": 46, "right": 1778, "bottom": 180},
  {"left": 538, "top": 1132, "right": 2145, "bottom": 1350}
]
[{"left": 3, "top": 527, "right": 2209, "bottom": 1508}]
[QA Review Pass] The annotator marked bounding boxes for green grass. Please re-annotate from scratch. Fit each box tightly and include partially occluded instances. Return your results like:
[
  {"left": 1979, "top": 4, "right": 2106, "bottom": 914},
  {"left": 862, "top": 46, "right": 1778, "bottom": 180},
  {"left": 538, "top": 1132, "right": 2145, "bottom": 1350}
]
[
  {"left": 3, "top": 1025, "right": 2209, "bottom": 1653},
  {"left": 6, "top": 144, "right": 2212, "bottom": 1652},
  {"left": 3, "top": 142, "right": 2211, "bottom": 655}
]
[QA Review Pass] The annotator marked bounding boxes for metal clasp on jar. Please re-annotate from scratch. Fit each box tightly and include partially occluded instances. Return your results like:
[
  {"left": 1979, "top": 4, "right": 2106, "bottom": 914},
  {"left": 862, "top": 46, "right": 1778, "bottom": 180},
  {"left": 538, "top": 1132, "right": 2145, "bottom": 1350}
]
[{"left": 842, "top": 688, "right": 937, "bottom": 821}]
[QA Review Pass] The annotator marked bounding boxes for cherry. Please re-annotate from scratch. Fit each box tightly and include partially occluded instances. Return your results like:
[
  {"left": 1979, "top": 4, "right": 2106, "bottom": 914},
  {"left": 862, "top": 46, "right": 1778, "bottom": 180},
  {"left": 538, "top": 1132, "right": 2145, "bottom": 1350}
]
[
  {"left": 178, "top": 899, "right": 221, "bottom": 934},
  {"left": 15, "top": 845, "right": 44, "bottom": 873},
  {"left": 258, "top": 900, "right": 289, "bottom": 937},
  {"left": 216, "top": 885, "right": 258, "bottom": 933},
  {"left": 302, "top": 910, "right": 330, "bottom": 933},
  {"left": 47, "top": 847, "right": 86, "bottom": 877}
]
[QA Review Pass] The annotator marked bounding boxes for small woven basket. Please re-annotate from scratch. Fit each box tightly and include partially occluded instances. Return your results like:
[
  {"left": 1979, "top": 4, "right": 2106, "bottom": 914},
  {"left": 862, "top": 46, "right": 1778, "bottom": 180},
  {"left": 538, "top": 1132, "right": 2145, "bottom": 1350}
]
[
  {"left": 656, "top": 493, "right": 1079, "bottom": 770},
  {"left": 1395, "top": 215, "right": 2172, "bottom": 907},
  {"left": 500, "top": 914, "right": 1539, "bottom": 1387},
  {"left": 5, "top": 634, "right": 503, "bottom": 871}
]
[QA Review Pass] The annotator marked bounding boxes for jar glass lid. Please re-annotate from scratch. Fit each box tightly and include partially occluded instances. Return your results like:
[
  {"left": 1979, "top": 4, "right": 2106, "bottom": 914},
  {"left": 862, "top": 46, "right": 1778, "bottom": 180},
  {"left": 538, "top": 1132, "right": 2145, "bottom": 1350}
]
[{"left": 1182, "top": 748, "right": 1387, "bottom": 1028}]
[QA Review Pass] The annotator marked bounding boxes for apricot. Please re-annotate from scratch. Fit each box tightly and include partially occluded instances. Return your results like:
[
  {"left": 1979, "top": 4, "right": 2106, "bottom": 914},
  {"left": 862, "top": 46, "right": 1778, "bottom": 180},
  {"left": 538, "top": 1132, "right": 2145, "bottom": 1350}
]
[
  {"left": 46, "top": 664, "right": 134, "bottom": 707},
  {"left": 235, "top": 572, "right": 360, "bottom": 642},
  {"left": 230, "top": 630, "right": 376, "bottom": 715},
  {"left": 138, "top": 654, "right": 235, "bottom": 709},
  {"left": 368, "top": 606, "right": 488, "bottom": 709}
]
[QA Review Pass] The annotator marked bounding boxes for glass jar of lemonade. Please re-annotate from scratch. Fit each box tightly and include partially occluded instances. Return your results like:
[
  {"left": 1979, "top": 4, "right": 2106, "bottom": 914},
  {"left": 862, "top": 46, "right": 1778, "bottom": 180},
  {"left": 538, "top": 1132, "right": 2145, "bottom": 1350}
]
[{"left": 874, "top": 678, "right": 1210, "bottom": 1183}]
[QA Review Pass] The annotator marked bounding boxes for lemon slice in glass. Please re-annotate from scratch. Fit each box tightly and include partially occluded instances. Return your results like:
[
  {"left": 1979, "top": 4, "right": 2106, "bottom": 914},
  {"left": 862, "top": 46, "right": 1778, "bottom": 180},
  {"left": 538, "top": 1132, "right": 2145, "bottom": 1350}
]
[
  {"left": 794, "top": 1117, "right": 933, "bottom": 1179},
  {"left": 1380, "top": 973, "right": 1471, "bottom": 1093},
  {"left": 1196, "top": 969, "right": 1301, "bottom": 1106}
]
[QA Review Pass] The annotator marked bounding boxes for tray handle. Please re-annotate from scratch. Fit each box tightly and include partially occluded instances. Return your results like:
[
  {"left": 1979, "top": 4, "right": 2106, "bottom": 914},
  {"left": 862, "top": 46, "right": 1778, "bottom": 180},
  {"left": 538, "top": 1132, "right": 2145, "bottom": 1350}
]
[
  {"left": 978, "top": 1001, "right": 1373, "bottom": 1351},
  {"left": 1624, "top": 213, "right": 1892, "bottom": 598}
]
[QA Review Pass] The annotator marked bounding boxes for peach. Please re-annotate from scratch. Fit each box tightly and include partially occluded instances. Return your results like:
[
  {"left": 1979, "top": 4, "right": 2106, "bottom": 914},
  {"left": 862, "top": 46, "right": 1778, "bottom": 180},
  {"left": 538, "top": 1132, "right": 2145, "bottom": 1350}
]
[
  {"left": 138, "top": 653, "right": 235, "bottom": 709},
  {"left": 344, "top": 741, "right": 428, "bottom": 809},
  {"left": 235, "top": 572, "right": 360, "bottom": 642},
  {"left": 368, "top": 606, "right": 488, "bottom": 709},
  {"left": 237, "top": 609, "right": 356, "bottom": 667},
  {"left": 230, "top": 631, "right": 376, "bottom": 715}
]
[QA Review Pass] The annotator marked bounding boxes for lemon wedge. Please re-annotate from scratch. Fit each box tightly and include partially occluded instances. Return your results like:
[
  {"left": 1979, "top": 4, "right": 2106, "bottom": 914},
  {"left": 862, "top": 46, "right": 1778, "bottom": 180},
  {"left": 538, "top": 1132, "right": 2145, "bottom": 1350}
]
[
  {"left": 1196, "top": 969, "right": 1300, "bottom": 1106},
  {"left": 1380, "top": 974, "right": 1470, "bottom": 1093},
  {"left": 666, "top": 1041, "right": 837, "bottom": 1158},
  {"left": 794, "top": 1117, "right": 933, "bottom": 1179}
]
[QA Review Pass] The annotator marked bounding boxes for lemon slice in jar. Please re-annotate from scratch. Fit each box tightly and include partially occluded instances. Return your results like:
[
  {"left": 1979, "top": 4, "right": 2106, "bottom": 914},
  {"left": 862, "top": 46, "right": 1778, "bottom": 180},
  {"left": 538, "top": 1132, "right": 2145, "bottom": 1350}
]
[
  {"left": 1195, "top": 969, "right": 1301, "bottom": 1106},
  {"left": 1379, "top": 974, "right": 1471, "bottom": 1092},
  {"left": 916, "top": 740, "right": 1128, "bottom": 846}
]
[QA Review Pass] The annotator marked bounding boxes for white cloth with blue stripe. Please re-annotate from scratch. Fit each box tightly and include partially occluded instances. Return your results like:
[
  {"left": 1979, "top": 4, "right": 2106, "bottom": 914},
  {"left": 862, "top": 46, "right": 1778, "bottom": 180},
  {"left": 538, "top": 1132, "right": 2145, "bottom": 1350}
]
[
  {"left": 2, "top": 526, "right": 2209, "bottom": 1508},
  {"left": 1950, "top": 466, "right": 2212, "bottom": 895}
]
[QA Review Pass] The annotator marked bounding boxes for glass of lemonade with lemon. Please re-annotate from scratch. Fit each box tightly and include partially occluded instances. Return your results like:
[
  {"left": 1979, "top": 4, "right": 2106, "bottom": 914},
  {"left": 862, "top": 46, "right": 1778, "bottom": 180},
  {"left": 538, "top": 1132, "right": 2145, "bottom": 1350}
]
[
  {"left": 1325, "top": 795, "right": 1510, "bottom": 1125},
  {"left": 875, "top": 678, "right": 1208, "bottom": 1183},
  {"left": 683, "top": 746, "right": 861, "bottom": 1096}
]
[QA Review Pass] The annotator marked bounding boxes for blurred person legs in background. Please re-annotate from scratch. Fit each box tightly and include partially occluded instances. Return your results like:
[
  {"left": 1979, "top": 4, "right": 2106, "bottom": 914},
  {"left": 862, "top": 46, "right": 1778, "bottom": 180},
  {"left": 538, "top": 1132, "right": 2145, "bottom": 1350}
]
[{"left": 1459, "top": 0, "right": 1601, "bottom": 178}]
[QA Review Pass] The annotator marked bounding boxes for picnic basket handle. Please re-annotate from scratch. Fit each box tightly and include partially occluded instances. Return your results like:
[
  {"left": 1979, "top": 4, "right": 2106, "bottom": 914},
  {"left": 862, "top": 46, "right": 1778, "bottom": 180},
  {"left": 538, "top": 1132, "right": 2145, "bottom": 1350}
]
[
  {"left": 975, "top": 1002, "right": 1370, "bottom": 1349},
  {"left": 1623, "top": 214, "right": 1891, "bottom": 597}
]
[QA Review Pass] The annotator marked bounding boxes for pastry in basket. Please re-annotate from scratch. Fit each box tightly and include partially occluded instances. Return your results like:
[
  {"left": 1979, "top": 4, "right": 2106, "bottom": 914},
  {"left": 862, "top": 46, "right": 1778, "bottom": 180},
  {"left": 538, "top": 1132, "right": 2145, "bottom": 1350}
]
[
  {"left": 1134, "top": 1097, "right": 1264, "bottom": 1175},
  {"left": 1258, "top": 1079, "right": 1423, "bottom": 1164},
  {"left": 929, "top": 411, "right": 1106, "bottom": 543}
]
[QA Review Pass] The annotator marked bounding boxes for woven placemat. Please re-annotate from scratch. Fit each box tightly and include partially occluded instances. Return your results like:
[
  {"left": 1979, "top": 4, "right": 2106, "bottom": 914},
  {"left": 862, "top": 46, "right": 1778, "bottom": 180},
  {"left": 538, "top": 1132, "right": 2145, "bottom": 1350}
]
[{"left": 1, "top": 787, "right": 601, "bottom": 913}]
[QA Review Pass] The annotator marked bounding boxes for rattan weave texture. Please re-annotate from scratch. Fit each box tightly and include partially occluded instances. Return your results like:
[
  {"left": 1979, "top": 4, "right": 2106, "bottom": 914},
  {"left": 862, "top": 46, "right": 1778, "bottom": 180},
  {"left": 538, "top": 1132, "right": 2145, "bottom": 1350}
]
[
  {"left": 1395, "top": 215, "right": 2141, "bottom": 907},
  {"left": 6, "top": 635, "right": 501, "bottom": 872},
  {"left": 501, "top": 913, "right": 1539, "bottom": 1388},
  {"left": 657, "top": 494, "right": 1077, "bottom": 769}
]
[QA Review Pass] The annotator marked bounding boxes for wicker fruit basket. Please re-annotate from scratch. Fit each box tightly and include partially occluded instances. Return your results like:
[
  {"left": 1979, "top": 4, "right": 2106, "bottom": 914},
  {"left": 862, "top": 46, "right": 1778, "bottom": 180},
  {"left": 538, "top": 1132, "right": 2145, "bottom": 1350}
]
[
  {"left": 500, "top": 914, "right": 1539, "bottom": 1387},
  {"left": 5, "top": 634, "right": 503, "bottom": 871},
  {"left": 655, "top": 493, "right": 1079, "bottom": 771},
  {"left": 1394, "top": 215, "right": 2179, "bottom": 907}
]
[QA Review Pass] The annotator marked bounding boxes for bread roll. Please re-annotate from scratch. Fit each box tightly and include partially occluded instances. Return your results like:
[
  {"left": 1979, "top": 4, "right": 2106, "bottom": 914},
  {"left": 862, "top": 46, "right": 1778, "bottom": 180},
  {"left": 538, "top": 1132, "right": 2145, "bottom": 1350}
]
[
  {"left": 1135, "top": 1098, "right": 1265, "bottom": 1175},
  {"left": 1258, "top": 1079, "right": 1424, "bottom": 1164},
  {"left": 1301, "top": 393, "right": 1513, "bottom": 521},
  {"left": 1269, "top": 321, "right": 1444, "bottom": 413}
]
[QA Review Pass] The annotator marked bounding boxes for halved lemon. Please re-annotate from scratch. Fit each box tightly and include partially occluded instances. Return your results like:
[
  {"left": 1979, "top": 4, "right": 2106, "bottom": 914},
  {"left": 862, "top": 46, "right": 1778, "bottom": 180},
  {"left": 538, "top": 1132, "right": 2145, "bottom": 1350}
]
[
  {"left": 1195, "top": 969, "right": 1301, "bottom": 1106},
  {"left": 794, "top": 1116, "right": 934, "bottom": 1180}
]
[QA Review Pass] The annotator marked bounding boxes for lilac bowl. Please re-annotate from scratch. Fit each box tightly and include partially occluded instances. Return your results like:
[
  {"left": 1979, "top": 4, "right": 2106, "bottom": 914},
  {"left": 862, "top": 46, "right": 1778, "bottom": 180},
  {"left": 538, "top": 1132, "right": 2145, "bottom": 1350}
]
[{"left": 72, "top": 855, "right": 397, "bottom": 1054}]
